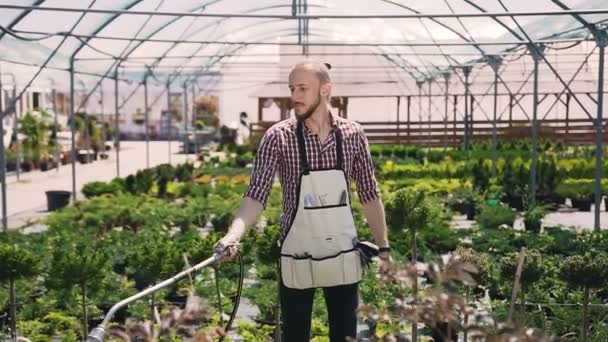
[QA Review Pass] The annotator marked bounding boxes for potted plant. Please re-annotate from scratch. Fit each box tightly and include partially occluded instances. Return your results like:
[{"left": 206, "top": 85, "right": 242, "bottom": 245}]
[
  {"left": 560, "top": 252, "right": 608, "bottom": 342},
  {"left": 446, "top": 186, "right": 482, "bottom": 220},
  {"left": 556, "top": 179, "right": 594, "bottom": 211},
  {"left": 476, "top": 203, "right": 517, "bottom": 230},
  {"left": 523, "top": 202, "right": 550, "bottom": 233}
]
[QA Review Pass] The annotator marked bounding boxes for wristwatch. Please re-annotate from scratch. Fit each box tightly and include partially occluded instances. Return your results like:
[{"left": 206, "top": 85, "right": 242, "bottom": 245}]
[{"left": 379, "top": 247, "right": 391, "bottom": 253}]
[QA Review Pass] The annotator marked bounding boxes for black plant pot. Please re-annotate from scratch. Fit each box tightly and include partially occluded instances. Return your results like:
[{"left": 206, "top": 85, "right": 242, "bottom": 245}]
[
  {"left": 466, "top": 203, "right": 476, "bottom": 220},
  {"left": 45, "top": 190, "right": 71, "bottom": 211},
  {"left": 524, "top": 220, "right": 542, "bottom": 233},
  {"left": 6, "top": 162, "right": 16, "bottom": 172},
  {"left": 40, "top": 161, "right": 51, "bottom": 172},
  {"left": 505, "top": 196, "right": 524, "bottom": 211},
  {"left": 77, "top": 153, "right": 88, "bottom": 164},
  {"left": 572, "top": 199, "right": 592, "bottom": 212},
  {"left": 21, "top": 162, "right": 32, "bottom": 172}
]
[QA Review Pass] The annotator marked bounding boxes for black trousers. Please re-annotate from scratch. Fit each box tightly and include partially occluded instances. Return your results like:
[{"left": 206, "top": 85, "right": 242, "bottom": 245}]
[{"left": 280, "top": 281, "right": 359, "bottom": 342}]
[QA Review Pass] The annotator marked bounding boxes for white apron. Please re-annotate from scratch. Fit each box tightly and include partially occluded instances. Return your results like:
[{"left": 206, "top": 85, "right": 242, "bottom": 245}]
[{"left": 279, "top": 120, "right": 363, "bottom": 289}]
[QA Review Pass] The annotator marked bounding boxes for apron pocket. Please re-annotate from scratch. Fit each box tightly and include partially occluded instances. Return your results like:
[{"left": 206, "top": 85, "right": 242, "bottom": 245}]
[
  {"left": 281, "top": 256, "right": 314, "bottom": 289},
  {"left": 281, "top": 250, "right": 363, "bottom": 289}
]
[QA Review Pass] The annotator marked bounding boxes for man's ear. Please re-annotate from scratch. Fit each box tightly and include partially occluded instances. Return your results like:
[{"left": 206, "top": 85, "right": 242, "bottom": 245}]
[{"left": 320, "top": 83, "right": 332, "bottom": 98}]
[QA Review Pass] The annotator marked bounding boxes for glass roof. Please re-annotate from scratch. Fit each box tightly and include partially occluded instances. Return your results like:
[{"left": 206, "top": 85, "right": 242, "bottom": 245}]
[{"left": 0, "top": 0, "right": 606, "bottom": 125}]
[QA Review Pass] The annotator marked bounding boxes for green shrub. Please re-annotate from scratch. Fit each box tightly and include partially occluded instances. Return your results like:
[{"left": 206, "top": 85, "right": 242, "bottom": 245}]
[
  {"left": 556, "top": 179, "right": 595, "bottom": 201},
  {"left": 81, "top": 179, "right": 124, "bottom": 198},
  {"left": 476, "top": 204, "right": 516, "bottom": 229}
]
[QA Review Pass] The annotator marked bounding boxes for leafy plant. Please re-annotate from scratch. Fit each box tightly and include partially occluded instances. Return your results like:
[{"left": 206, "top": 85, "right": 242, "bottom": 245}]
[
  {"left": 47, "top": 233, "right": 112, "bottom": 339},
  {"left": 0, "top": 243, "right": 39, "bottom": 341},
  {"left": 499, "top": 249, "right": 544, "bottom": 309},
  {"left": 82, "top": 179, "right": 124, "bottom": 198},
  {"left": 476, "top": 204, "right": 517, "bottom": 229},
  {"left": 560, "top": 252, "right": 608, "bottom": 342},
  {"left": 523, "top": 203, "right": 550, "bottom": 233}
]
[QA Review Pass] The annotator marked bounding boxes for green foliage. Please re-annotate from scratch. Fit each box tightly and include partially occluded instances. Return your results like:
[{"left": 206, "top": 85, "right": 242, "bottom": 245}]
[
  {"left": 444, "top": 186, "right": 482, "bottom": 214},
  {"left": 47, "top": 232, "right": 111, "bottom": 292},
  {"left": 499, "top": 249, "right": 544, "bottom": 289},
  {"left": 523, "top": 203, "right": 550, "bottom": 233},
  {"left": 560, "top": 252, "right": 608, "bottom": 290},
  {"left": 0, "top": 242, "right": 39, "bottom": 281},
  {"left": 17, "top": 319, "right": 49, "bottom": 342},
  {"left": 453, "top": 246, "right": 490, "bottom": 284},
  {"left": 476, "top": 204, "right": 517, "bottom": 229},
  {"left": 556, "top": 179, "right": 595, "bottom": 201},
  {"left": 42, "top": 311, "right": 80, "bottom": 336},
  {"left": 385, "top": 188, "right": 435, "bottom": 233},
  {"left": 242, "top": 279, "right": 278, "bottom": 322},
  {"left": 237, "top": 321, "right": 275, "bottom": 341},
  {"left": 255, "top": 224, "right": 281, "bottom": 266},
  {"left": 18, "top": 111, "right": 52, "bottom": 164},
  {"left": 124, "top": 230, "right": 182, "bottom": 290},
  {"left": 81, "top": 179, "right": 124, "bottom": 198}
]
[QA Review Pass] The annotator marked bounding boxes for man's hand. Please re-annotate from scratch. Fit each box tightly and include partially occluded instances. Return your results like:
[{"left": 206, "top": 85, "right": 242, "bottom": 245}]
[
  {"left": 378, "top": 250, "right": 393, "bottom": 274},
  {"left": 214, "top": 235, "right": 240, "bottom": 262},
  {"left": 379, "top": 251, "right": 391, "bottom": 261}
]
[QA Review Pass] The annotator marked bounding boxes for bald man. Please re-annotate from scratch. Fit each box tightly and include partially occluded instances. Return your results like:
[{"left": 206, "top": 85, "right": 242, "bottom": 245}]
[{"left": 216, "top": 60, "right": 390, "bottom": 341}]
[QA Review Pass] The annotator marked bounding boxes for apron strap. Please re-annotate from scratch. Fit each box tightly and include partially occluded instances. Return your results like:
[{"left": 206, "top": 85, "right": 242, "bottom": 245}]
[
  {"left": 296, "top": 118, "right": 345, "bottom": 173},
  {"left": 296, "top": 120, "right": 311, "bottom": 175},
  {"left": 334, "top": 126, "right": 344, "bottom": 170}
]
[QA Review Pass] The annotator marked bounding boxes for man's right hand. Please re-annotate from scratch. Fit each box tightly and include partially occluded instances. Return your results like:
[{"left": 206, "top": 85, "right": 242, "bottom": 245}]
[{"left": 214, "top": 235, "right": 240, "bottom": 262}]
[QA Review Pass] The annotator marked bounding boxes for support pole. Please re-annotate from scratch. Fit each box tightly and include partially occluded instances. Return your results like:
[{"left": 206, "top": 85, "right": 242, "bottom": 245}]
[
  {"left": 443, "top": 72, "right": 450, "bottom": 150},
  {"left": 463, "top": 66, "right": 472, "bottom": 151},
  {"left": 427, "top": 79, "right": 432, "bottom": 150},
  {"left": 166, "top": 80, "right": 171, "bottom": 164},
  {"left": 183, "top": 82, "right": 189, "bottom": 161},
  {"left": 81, "top": 82, "right": 91, "bottom": 164},
  {"left": 0, "top": 64, "right": 7, "bottom": 231},
  {"left": 69, "top": 61, "right": 77, "bottom": 202},
  {"left": 489, "top": 57, "right": 503, "bottom": 178},
  {"left": 144, "top": 74, "right": 150, "bottom": 169},
  {"left": 100, "top": 81, "right": 106, "bottom": 163},
  {"left": 396, "top": 96, "right": 401, "bottom": 144},
  {"left": 191, "top": 83, "right": 199, "bottom": 159},
  {"left": 530, "top": 44, "right": 545, "bottom": 207},
  {"left": 417, "top": 81, "right": 423, "bottom": 146},
  {"left": 453, "top": 95, "right": 458, "bottom": 142},
  {"left": 509, "top": 94, "right": 514, "bottom": 128},
  {"left": 51, "top": 85, "right": 59, "bottom": 173},
  {"left": 565, "top": 93, "right": 570, "bottom": 146},
  {"left": 406, "top": 95, "right": 411, "bottom": 144},
  {"left": 14, "top": 85, "right": 20, "bottom": 182},
  {"left": 114, "top": 66, "right": 120, "bottom": 177},
  {"left": 593, "top": 27, "right": 607, "bottom": 231}
]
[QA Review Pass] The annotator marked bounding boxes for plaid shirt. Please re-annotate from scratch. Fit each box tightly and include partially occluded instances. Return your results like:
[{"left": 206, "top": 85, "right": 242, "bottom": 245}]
[{"left": 245, "top": 113, "right": 381, "bottom": 234}]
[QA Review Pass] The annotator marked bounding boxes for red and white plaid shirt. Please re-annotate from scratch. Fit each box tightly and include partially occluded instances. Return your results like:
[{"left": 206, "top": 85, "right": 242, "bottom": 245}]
[{"left": 245, "top": 113, "right": 381, "bottom": 234}]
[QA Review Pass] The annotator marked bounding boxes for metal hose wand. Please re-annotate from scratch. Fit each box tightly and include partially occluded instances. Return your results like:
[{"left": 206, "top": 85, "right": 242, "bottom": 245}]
[{"left": 86, "top": 253, "right": 221, "bottom": 342}]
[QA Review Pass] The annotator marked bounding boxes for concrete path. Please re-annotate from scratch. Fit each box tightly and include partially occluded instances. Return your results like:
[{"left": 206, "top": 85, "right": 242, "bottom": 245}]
[{"left": 2, "top": 140, "right": 193, "bottom": 230}]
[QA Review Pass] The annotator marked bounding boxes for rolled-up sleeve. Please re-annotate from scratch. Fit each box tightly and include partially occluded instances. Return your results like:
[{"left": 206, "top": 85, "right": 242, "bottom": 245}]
[
  {"left": 352, "top": 125, "right": 381, "bottom": 204},
  {"left": 244, "top": 128, "right": 280, "bottom": 208}
]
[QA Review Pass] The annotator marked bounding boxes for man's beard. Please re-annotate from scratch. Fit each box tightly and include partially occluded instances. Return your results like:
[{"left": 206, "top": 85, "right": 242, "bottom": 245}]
[{"left": 295, "top": 94, "right": 321, "bottom": 121}]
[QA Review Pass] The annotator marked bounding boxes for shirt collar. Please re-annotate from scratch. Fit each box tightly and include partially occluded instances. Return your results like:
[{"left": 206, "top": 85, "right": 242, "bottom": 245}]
[{"left": 300, "top": 111, "right": 339, "bottom": 135}]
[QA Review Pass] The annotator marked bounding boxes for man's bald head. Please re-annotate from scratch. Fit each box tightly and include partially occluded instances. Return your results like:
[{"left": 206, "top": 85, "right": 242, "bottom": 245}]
[{"left": 290, "top": 60, "right": 332, "bottom": 85}]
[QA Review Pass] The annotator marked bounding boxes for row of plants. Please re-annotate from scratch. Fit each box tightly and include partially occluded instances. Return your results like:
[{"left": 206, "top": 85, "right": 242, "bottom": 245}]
[
  {"left": 5, "top": 111, "right": 109, "bottom": 173},
  {"left": 370, "top": 139, "right": 605, "bottom": 164}
]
